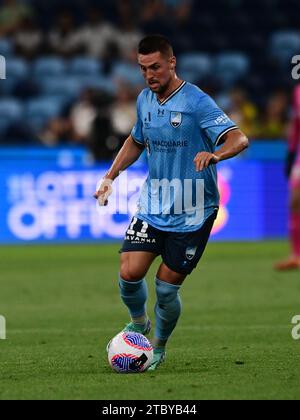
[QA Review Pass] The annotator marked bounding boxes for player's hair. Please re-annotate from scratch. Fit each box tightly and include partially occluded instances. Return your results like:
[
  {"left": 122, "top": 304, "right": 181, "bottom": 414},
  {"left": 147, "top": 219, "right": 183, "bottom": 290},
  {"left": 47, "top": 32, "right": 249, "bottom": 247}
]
[{"left": 138, "top": 35, "right": 174, "bottom": 58}]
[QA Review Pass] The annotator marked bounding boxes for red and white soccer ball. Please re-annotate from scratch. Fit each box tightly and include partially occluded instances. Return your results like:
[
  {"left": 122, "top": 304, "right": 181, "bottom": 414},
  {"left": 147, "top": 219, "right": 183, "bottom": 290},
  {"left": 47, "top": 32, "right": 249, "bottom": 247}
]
[{"left": 107, "top": 331, "right": 153, "bottom": 373}]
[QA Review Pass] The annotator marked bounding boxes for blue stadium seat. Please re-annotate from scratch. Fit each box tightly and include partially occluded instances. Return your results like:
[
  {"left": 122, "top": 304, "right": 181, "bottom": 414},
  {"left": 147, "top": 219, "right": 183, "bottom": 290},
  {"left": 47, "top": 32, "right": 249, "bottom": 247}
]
[
  {"left": 0, "top": 117, "right": 10, "bottom": 136},
  {"left": 177, "top": 53, "right": 212, "bottom": 83},
  {"left": 214, "top": 52, "right": 249, "bottom": 87},
  {"left": 0, "top": 98, "right": 23, "bottom": 120},
  {"left": 69, "top": 57, "right": 103, "bottom": 76},
  {"left": 38, "top": 76, "right": 83, "bottom": 98},
  {"left": 40, "top": 75, "right": 117, "bottom": 97},
  {"left": 0, "top": 38, "right": 13, "bottom": 56},
  {"left": 79, "top": 75, "right": 117, "bottom": 95},
  {"left": 112, "top": 61, "right": 144, "bottom": 86},
  {"left": 0, "top": 98, "right": 23, "bottom": 136},
  {"left": 25, "top": 97, "right": 65, "bottom": 131},
  {"left": 33, "top": 57, "right": 66, "bottom": 77},
  {"left": 270, "top": 30, "right": 300, "bottom": 65},
  {"left": 1, "top": 59, "right": 30, "bottom": 96},
  {"left": 5, "top": 58, "right": 29, "bottom": 79},
  {"left": 41, "top": 94, "right": 71, "bottom": 109}
]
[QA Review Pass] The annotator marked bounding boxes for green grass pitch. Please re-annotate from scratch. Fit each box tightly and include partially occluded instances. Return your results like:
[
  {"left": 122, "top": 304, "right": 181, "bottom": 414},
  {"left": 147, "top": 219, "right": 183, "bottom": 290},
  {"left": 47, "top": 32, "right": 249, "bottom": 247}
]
[{"left": 0, "top": 241, "right": 300, "bottom": 400}]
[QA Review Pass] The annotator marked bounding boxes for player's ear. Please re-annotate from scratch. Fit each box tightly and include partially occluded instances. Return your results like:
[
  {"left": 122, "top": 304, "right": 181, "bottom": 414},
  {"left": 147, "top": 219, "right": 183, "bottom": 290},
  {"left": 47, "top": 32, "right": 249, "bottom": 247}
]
[{"left": 170, "top": 56, "right": 176, "bottom": 70}]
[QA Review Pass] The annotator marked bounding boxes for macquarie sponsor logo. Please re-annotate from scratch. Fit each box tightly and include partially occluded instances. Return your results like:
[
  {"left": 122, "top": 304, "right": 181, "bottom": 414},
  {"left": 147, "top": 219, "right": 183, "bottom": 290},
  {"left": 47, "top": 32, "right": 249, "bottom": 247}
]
[{"left": 152, "top": 139, "right": 188, "bottom": 153}]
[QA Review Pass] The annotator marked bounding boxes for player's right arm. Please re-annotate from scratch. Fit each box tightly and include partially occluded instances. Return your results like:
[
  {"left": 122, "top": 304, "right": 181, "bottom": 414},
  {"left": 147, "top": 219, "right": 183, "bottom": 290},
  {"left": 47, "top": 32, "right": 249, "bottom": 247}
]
[{"left": 93, "top": 135, "right": 145, "bottom": 205}]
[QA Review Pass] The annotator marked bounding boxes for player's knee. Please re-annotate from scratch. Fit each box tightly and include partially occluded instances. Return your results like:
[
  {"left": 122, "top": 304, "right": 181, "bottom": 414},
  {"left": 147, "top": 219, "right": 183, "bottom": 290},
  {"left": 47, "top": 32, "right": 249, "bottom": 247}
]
[
  {"left": 157, "top": 264, "right": 186, "bottom": 285},
  {"left": 120, "top": 253, "right": 148, "bottom": 281},
  {"left": 155, "top": 278, "right": 179, "bottom": 303},
  {"left": 120, "top": 271, "right": 144, "bottom": 282},
  {"left": 120, "top": 262, "right": 145, "bottom": 282}
]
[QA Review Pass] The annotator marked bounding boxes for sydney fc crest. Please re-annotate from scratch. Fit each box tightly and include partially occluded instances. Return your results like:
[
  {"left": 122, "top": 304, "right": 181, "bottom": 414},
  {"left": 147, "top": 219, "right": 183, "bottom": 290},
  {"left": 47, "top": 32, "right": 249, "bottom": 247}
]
[
  {"left": 170, "top": 111, "right": 182, "bottom": 128},
  {"left": 185, "top": 246, "right": 197, "bottom": 260}
]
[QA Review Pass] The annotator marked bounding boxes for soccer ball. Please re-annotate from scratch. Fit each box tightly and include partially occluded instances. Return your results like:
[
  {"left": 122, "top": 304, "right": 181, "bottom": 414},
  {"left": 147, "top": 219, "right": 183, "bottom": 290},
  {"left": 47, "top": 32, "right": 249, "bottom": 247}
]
[{"left": 107, "top": 331, "right": 153, "bottom": 373}]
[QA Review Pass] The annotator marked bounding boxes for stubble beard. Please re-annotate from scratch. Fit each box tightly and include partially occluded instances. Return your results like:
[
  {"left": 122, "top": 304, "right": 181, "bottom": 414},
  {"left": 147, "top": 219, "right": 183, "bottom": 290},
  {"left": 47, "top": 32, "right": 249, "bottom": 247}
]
[{"left": 149, "top": 77, "right": 172, "bottom": 95}]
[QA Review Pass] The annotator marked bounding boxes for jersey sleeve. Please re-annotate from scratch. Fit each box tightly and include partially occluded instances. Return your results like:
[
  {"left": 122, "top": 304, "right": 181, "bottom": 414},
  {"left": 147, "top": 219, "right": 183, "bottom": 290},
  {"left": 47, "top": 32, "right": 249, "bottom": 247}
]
[
  {"left": 197, "top": 93, "right": 238, "bottom": 146},
  {"left": 131, "top": 92, "right": 145, "bottom": 146}
]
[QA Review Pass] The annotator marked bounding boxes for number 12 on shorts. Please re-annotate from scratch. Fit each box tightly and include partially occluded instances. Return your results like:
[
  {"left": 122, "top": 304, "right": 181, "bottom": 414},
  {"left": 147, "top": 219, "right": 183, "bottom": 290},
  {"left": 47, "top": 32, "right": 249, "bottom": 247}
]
[{"left": 127, "top": 218, "right": 149, "bottom": 238}]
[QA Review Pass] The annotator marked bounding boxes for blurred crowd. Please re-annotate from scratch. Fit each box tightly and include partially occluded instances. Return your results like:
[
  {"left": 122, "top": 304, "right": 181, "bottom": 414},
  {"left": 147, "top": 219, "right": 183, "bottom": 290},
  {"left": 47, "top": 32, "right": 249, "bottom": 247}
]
[{"left": 0, "top": 0, "right": 297, "bottom": 160}]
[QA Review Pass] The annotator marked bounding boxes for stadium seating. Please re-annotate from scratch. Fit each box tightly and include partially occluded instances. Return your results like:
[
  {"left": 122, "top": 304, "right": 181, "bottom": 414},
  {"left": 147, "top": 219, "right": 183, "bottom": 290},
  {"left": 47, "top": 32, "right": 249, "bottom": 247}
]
[
  {"left": 37, "top": 76, "right": 83, "bottom": 98},
  {"left": 0, "top": 98, "right": 23, "bottom": 120},
  {"left": 0, "top": 0, "right": 299, "bottom": 143},
  {"left": 1, "top": 58, "right": 30, "bottom": 95},
  {"left": 112, "top": 61, "right": 144, "bottom": 86},
  {"left": 214, "top": 52, "right": 249, "bottom": 88},
  {"left": 0, "top": 98, "right": 23, "bottom": 136},
  {"left": 25, "top": 97, "right": 65, "bottom": 131},
  {"left": 79, "top": 75, "right": 117, "bottom": 95},
  {"left": 68, "top": 57, "right": 103, "bottom": 76},
  {"left": 270, "top": 30, "right": 300, "bottom": 66},
  {"left": 177, "top": 53, "right": 212, "bottom": 83},
  {"left": 5, "top": 58, "right": 29, "bottom": 80},
  {"left": 0, "top": 38, "right": 13, "bottom": 57},
  {"left": 38, "top": 74, "right": 117, "bottom": 98},
  {"left": 33, "top": 57, "right": 66, "bottom": 77}
]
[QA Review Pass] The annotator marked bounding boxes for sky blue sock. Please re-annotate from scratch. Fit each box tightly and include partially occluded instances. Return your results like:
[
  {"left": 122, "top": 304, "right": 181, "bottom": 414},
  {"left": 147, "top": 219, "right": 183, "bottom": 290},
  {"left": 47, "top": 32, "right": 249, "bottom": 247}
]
[
  {"left": 154, "top": 277, "right": 182, "bottom": 342},
  {"left": 119, "top": 275, "right": 148, "bottom": 319}
]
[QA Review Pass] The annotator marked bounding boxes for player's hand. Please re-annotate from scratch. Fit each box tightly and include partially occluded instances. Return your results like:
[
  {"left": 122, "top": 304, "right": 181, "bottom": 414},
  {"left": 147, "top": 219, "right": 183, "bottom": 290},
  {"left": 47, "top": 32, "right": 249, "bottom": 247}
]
[
  {"left": 286, "top": 151, "right": 297, "bottom": 179},
  {"left": 194, "top": 152, "right": 220, "bottom": 172},
  {"left": 93, "top": 178, "right": 113, "bottom": 206}
]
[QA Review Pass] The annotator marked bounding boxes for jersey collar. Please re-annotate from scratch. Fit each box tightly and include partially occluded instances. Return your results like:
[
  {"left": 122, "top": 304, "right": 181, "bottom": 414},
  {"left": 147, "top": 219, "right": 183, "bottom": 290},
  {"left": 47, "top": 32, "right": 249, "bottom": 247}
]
[{"left": 157, "top": 81, "right": 186, "bottom": 106}]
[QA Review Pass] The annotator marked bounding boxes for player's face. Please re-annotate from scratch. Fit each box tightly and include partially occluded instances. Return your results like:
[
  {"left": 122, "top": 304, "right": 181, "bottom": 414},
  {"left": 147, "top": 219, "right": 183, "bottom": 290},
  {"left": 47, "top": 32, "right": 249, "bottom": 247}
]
[{"left": 138, "top": 52, "right": 175, "bottom": 94}]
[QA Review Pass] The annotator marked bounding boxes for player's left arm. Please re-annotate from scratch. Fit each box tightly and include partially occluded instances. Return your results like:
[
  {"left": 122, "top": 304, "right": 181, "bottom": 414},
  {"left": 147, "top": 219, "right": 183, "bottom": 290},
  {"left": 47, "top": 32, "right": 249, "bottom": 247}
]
[{"left": 194, "top": 128, "right": 249, "bottom": 172}]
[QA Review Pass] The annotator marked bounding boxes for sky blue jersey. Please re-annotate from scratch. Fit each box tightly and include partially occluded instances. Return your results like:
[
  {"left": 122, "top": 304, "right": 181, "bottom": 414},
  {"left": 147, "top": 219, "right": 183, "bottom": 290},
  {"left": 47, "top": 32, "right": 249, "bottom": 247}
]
[{"left": 131, "top": 81, "right": 238, "bottom": 232}]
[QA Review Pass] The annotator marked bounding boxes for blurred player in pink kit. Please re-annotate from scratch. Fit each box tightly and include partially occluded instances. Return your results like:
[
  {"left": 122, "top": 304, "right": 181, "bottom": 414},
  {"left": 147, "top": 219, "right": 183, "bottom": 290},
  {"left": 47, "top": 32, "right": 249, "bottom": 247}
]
[{"left": 275, "top": 85, "right": 300, "bottom": 270}]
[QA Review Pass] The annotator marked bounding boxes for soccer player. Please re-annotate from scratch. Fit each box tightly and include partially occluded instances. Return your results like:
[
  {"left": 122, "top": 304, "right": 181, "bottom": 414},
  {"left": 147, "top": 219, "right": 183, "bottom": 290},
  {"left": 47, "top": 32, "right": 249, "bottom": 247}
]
[
  {"left": 94, "top": 35, "right": 248, "bottom": 370},
  {"left": 275, "top": 84, "right": 300, "bottom": 271}
]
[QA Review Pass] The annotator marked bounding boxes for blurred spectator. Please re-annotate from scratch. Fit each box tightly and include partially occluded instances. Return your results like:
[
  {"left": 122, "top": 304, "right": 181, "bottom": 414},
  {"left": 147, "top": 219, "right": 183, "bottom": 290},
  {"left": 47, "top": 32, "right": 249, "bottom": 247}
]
[
  {"left": 115, "top": 0, "right": 143, "bottom": 59},
  {"left": 163, "top": 0, "right": 191, "bottom": 7},
  {"left": 168, "top": 0, "right": 195, "bottom": 52},
  {"left": 164, "top": 0, "right": 193, "bottom": 23},
  {"left": 139, "top": 0, "right": 172, "bottom": 37},
  {"left": 256, "top": 90, "right": 289, "bottom": 139},
  {"left": 112, "top": 46, "right": 144, "bottom": 88},
  {"left": 87, "top": 91, "right": 120, "bottom": 162},
  {"left": 110, "top": 83, "right": 137, "bottom": 137},
  {"left": 0, "top": 0, "right": 33, "bottom": 37},
  {"left": 70, "top": 89, "right": 98, "bottom": 143},
  {"left": 226, "top": 87, "right": 259, "bottom": 138},
  {"left": 13, "top": 16, "right": 43, "bottom": 59},
  {"left": 48, "top": 11, "right": 82, "bottom": 57},
  {"left": 73, "top": 7, "right": 119, "bottom": 59},
  {"left": 39, "top": 89, "right": 97, "bottom": 146}
]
